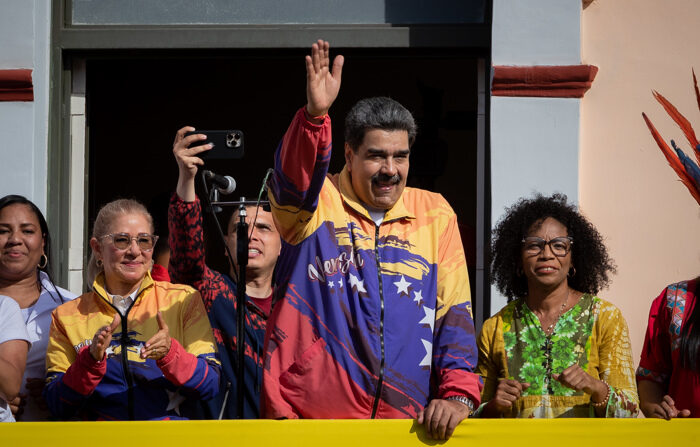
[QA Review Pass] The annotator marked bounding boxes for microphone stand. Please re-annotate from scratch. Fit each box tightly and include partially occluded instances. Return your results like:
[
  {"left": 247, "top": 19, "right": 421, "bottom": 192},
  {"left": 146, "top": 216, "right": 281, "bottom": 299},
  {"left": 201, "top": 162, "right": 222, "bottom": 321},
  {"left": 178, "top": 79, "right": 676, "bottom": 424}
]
[
  {"left": 209, "top": 188, "right": 222, "bottom": 214},
  {"left": 235, "top": 199, "right": 248, "bottom": 419},
  {"left": 202, "top": 171, "right": 270, "bottom": 419},
  {"left": 201, "top": 167, "right": 271, "bottom": 419}
]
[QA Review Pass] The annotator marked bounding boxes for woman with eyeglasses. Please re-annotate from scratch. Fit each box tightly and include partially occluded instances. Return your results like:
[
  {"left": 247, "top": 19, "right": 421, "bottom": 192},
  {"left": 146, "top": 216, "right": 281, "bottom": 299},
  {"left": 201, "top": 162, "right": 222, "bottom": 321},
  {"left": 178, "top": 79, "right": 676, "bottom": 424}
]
[
  {"left": 475, "top": 193, "right": 638, "bottom": 418},
  {"left": 43, "top": 199, "right": 220, "bottom": 420},
  {"left": 0, "top": 195, "right": 77, "bottom": 421}
]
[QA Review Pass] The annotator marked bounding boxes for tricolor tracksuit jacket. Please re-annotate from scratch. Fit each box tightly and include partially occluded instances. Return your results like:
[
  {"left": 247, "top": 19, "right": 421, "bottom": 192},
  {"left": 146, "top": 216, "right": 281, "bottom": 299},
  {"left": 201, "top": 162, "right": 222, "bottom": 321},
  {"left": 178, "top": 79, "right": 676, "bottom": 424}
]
[
  {"left": 44, "top": 273, "right": 220, "bottom": 420},
  {"left": 262, "top": 108, "right": 482, "bottom": 419}
]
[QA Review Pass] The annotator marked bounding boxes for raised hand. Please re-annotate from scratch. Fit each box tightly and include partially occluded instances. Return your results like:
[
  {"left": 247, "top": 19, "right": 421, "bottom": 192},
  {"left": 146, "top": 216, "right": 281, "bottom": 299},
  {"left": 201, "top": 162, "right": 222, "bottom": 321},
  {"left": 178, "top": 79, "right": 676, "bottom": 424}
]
[
  {"left": 173, "top": 126, "right": 212, "bottom": 202},
  {"left": 305, "top": 39, "right": 344, "bottom": 118},
  {"left": 484, "top": 379, "right": 530, "bottom": 416},
  {"left": 90, "top": 314, "right": 121, "bottom": 361},
  {"left": 141, "top": 311, "right": 172, "bottom": 360}
]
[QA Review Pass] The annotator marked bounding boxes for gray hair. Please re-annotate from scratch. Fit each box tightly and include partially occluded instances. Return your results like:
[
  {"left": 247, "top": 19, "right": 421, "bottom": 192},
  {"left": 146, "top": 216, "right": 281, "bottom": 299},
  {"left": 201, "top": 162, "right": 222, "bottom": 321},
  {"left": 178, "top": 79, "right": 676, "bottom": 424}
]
[
  {"left": 86, "top": 199, "right": 153, "bottom": 289},
  {"left": 344, "top": 97, "right": 417, "bottom": 152}
]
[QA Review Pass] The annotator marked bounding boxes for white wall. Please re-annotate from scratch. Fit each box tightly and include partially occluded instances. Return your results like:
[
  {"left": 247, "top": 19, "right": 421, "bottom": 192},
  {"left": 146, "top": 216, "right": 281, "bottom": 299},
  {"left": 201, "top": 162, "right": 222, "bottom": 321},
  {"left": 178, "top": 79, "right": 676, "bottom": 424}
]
[
  {"left": 490, "top": 0, "right": 582, "bottom": 314},
  {"left": 492, "top": 0, "right": 581, "bottom": 66},
  {"left": 491, "top": 97, "right": 580, "bottom": 205},
  {"left": 580, "top": 0, "right": 700, "bottom": 367},
  {"left": 0, "top": 0, "right": 51, "bottom": 212}
]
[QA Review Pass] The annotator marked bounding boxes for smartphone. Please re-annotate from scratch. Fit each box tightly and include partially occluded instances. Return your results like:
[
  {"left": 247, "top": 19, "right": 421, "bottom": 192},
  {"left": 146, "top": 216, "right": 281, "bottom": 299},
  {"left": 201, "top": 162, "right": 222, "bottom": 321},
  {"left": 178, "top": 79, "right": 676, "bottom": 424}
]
[{"left": 185, "top": 130, "right": 244, "bottom": 160}]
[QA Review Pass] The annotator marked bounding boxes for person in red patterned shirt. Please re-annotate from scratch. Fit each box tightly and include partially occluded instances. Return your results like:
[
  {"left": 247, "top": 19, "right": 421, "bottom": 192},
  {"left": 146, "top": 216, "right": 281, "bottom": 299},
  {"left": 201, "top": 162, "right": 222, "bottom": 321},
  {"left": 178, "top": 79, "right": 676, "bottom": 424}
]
[{"left": 168, "top": 129, "right": 281, "bottom": 419}]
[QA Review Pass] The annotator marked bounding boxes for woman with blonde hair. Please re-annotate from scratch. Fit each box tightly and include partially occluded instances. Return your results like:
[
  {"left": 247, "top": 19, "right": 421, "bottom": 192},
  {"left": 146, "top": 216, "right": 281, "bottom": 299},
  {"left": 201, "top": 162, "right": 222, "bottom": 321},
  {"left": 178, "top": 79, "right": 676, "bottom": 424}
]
[{"left": 44, "top": 198, "right": 220, "bottom": 420}]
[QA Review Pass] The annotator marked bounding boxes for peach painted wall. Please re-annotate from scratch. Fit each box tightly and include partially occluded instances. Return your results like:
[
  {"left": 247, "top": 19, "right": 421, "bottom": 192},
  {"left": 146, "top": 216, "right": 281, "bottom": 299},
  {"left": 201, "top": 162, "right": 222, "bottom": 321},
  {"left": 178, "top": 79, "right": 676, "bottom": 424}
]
[{"left": 580, "top": 0, "right": 700, "bottom": 365}]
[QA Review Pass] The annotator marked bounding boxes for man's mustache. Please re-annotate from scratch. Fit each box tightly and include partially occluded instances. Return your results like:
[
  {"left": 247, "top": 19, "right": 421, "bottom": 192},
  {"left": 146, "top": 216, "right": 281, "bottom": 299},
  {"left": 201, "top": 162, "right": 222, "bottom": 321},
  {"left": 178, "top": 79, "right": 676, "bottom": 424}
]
[{"left": 372, "top": 173, "right": 401, "bottom": 185}]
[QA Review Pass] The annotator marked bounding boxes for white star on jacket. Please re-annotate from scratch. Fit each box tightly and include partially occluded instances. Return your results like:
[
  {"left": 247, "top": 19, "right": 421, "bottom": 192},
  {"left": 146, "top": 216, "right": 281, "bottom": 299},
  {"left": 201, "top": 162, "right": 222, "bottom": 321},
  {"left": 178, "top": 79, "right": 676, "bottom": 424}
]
[
  {"left": 413, "top": 290, "right": 423, "bottom": 305},
  {"left": 349, "top": 274, "right": 366, "bottom": 293},
  {"left": 418, "top": 306, "right": 435, "bottom": 332},
  {"left": 419, "top": 339, "right": 433, "bottom": 368},
  {"left": 165, "top": 389, "right": 186, "bottom": 415},
  {"left": 393, "top": 275, "right": 411, "bottom": 296}
]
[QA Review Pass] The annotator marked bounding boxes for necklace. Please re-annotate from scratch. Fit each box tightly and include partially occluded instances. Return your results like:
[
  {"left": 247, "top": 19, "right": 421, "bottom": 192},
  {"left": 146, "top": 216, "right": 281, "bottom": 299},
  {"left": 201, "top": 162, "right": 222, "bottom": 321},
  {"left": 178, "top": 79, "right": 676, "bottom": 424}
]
[{"left": 542, "top": 289, "right": 570, "bottom": 336}]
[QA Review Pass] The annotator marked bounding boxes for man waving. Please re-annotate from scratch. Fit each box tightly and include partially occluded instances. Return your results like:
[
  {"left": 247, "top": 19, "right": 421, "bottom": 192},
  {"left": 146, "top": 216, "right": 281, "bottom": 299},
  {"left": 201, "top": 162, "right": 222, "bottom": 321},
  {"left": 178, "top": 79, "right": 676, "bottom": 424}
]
[{"left": 263, "top": 40, "right": 481, "bottom": 440}]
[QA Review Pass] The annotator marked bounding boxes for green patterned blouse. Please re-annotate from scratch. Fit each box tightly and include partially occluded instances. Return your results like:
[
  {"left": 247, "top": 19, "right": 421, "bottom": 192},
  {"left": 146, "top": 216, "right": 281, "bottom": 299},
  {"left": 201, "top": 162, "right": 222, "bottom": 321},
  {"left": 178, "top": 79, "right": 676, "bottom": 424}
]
[{"left": 476, "top": 294, "right": 638, "bottom": 418}]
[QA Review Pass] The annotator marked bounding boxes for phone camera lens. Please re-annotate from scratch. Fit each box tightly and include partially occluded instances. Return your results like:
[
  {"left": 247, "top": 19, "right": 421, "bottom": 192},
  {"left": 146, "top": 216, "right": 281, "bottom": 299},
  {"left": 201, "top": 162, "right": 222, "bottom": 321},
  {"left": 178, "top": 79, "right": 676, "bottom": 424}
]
[{"left": 226, "top": 132, "right": 242, "bottom": 148}]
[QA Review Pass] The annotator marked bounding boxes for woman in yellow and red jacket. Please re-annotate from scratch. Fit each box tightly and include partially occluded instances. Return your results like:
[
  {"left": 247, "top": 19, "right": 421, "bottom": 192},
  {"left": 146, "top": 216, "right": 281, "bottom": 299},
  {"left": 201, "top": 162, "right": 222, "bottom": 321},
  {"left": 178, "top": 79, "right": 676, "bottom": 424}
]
[{"left": 44, "top": 199, "right": 220, "bottom": 420}]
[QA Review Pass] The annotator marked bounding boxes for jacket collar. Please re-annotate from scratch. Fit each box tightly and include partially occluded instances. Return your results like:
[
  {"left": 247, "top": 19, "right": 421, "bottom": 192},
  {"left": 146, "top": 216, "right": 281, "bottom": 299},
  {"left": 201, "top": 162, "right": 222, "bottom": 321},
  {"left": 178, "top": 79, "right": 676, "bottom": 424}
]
[
  {"left": 92, "top": 271, "right": 154, "bottom": 305},
  {"left": 338, "top": 165, "right": 415, "bottom": 223}
]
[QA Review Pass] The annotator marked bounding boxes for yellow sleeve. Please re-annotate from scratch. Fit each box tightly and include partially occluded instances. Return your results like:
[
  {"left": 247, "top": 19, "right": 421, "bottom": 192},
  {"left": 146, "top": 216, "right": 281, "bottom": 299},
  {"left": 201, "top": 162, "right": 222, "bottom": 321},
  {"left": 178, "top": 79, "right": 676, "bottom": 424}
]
[
  {"left": 45, "top": 308, "right": 78, "bottom": 375},
  {"left": 180, "top": 289, "right": 219, "bottom": 363},
  {"left": 595, "top": 301, "right": 639, "bottom": 417},
  {"left": 270, "top": 176, "right": 337, "bottom": 246},
  {"left": 477, "top": 315, "right": 504, "bottom": 403},
  {"left": 435, "top": 201, "right": 471, "bottom": 319}
]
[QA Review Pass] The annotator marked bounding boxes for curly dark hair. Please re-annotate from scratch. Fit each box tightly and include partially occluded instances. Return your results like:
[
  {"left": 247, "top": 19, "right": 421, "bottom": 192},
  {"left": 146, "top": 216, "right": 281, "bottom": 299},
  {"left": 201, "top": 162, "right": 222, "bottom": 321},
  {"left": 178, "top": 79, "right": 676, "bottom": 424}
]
[{"left": 491, "top": 193, "right": 616, "bottom": 300}]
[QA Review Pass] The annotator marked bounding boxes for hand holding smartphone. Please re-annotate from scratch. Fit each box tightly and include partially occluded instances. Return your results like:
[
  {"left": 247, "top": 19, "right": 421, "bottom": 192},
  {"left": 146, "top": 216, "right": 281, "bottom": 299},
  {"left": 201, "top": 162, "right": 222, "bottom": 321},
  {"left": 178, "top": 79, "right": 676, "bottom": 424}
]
[{"left": 185, "top": 130, "right": 244, "bottom": 160}]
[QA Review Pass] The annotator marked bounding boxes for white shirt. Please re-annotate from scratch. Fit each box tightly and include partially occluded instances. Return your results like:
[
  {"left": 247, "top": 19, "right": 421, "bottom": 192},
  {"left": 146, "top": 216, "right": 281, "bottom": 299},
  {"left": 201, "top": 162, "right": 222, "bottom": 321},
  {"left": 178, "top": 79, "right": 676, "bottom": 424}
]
[
  {"left": 0, "top": 295, "right": 31, "bottom": 423},
  {"left": 364, "top": 205, "right": 386, "bottom": 226},
  {"left": 106, "top": 289, "right": 138, "bottom": 316},
  {"left": 18, "top": 272, "right": 77, "bottom": 421}
]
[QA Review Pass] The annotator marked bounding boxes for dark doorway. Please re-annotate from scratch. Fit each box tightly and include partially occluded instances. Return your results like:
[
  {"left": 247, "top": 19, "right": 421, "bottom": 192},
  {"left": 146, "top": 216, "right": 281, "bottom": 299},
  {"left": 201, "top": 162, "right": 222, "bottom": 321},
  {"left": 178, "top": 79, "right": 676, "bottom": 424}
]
[{"left": 86, "top": 48, "right": 479, "bottom": 298}]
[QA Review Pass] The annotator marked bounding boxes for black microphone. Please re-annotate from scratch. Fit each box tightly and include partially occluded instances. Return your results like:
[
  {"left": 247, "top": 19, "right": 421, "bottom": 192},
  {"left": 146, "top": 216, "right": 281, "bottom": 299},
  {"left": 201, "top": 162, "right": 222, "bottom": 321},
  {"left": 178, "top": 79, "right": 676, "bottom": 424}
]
[{"left": 203, "top": 170, "right": 236, "bottom": 195}]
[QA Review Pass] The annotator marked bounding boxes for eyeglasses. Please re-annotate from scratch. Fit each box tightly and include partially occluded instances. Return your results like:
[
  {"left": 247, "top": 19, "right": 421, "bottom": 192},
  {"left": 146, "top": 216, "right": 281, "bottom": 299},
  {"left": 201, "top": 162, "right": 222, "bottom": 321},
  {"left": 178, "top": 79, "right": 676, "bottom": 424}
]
[
  {"left": 521, "top": 236, "right": 573, "bottom": 257},
  {"left": 100, "top": 233, "right": 158, "bottom": 251}
]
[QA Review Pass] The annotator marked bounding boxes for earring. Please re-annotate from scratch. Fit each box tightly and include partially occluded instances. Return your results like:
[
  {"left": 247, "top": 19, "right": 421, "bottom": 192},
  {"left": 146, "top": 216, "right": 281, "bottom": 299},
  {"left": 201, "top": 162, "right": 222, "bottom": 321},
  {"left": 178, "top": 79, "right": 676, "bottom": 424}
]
[
  {"left": 38, "top": 254, "right": 48, "bottom": 269},
  {"left": 96, "top": 259, "right": 103, "bottom": 268},
  {"left": 568, "top": 267, "right": 576, "bottom": 277}
]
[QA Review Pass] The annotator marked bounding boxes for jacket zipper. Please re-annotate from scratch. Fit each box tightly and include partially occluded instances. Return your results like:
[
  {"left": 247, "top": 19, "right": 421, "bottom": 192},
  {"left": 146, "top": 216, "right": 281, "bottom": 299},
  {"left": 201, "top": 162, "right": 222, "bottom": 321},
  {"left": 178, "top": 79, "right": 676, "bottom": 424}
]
[
  {"left": 370, "top": 224, "right": 386, "bottom": 419},
  {"left": 122, "top": 299, "right": 136, "bottom": 420},
  {"left": 119, "top": 310, "right": 135, "bottom": 421},
  {"left": 97, "top": 289, "right": 137, "bottom": 420}
]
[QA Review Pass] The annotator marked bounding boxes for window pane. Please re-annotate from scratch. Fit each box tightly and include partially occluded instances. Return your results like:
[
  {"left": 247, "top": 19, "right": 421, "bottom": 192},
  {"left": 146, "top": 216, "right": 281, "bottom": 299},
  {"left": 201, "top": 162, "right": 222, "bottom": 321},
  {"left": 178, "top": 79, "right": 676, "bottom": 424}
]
[{"left": 72, "top": 0, "right": 486, "bottom": 25}]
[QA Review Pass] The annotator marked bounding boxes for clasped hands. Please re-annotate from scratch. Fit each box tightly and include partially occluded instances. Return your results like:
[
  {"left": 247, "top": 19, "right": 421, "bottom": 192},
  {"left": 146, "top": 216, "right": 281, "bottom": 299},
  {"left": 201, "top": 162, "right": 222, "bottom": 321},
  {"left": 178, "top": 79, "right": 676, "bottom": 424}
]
[{"left": 643, "top": 395, "right": 691, "bottom": 420}]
